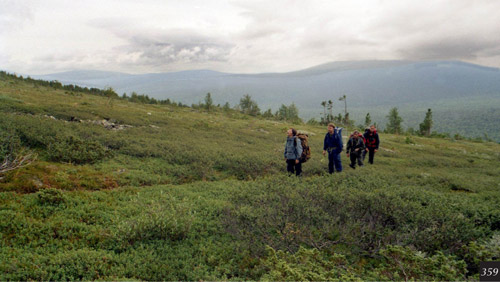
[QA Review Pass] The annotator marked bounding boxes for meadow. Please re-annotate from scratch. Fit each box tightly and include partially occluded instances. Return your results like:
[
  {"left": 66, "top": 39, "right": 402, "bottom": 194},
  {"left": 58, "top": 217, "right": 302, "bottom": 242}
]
[{"left": 1, "top": 73, "right": 499, "bottom": 280}]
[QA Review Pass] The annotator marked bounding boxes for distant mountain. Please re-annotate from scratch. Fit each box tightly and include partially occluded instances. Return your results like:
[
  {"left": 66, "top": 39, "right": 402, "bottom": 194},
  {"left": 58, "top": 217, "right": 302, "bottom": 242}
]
[
  {"left": 32, "top": 60, "right": 500, "bottom": 140},
  {"left": 33, "top": 60, "right": 500, "bottom": 108}
]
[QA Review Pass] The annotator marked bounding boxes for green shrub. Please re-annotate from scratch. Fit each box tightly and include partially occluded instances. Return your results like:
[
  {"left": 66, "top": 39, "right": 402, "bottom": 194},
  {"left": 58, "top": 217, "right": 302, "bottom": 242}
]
[
  {"left": 47, "top": 135, "right": 110, "bottom": 164},
  {"left": 223, "top": 176, "right": 486, "bottom": 257},
  {"left": 0, "top": 124, "right": 22, "bottom": 163},
  {"left": 36, "top": 188, "right": 66, "bottom": 206},
  {"left": 0, "top": 248, "right": 119, "bottom": 281},
  {"left": 260, "top": 246, "right": 359, "bottom": 281},
  {"left": 116, "top": 200, "right": 194, "bottom": 245},
  {"left": 463, "top": 234, "right": 500, "bottom": 278},
  {"left": 370, "top": 245, "right": 467, "bottom": 281}
]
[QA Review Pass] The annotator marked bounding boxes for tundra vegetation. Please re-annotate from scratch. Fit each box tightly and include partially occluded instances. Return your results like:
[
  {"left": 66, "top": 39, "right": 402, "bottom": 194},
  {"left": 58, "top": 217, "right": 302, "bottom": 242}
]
[{"left": 0, "top": 72, "right": 499, "bottom": 280}]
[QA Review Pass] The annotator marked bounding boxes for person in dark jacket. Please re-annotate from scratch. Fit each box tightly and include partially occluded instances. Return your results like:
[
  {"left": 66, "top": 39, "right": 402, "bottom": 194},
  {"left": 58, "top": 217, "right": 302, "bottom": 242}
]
[
  {"left": 346, "top": 130, "right": 365, "bottom": 169},
  {"left": 322, "top": 123, "right": 343, "bottom": 173},
  {"left": 284, "top": 128, "right": 303, "bottom": 176},
  {"left": 362, "top": 125, "right": 380, "bottom": 164}
]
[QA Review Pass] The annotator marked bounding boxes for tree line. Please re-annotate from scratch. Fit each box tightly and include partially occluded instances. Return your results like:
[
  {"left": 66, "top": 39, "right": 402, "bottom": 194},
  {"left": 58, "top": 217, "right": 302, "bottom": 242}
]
[
  {"left": 195, "top": 93, "right": 302, "bottom": 123},
  {"left": 3, "top": 70, "right": 484, "bottom": 140},
  {"left": 0, "top": 71, "right": 192, "bottom": 107}
]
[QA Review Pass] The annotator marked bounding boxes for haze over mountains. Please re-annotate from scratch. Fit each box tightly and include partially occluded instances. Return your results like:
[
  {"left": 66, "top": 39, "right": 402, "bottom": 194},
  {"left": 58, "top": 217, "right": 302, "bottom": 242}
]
[{"left": 32, "top": 60, "right": 500, "bottom": 140}]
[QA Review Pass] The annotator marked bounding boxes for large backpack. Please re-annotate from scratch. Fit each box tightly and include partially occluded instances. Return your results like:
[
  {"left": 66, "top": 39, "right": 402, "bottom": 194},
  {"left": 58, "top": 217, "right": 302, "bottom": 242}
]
[{"left": 294, "top": 133, "right": 311, "bottom": 163}]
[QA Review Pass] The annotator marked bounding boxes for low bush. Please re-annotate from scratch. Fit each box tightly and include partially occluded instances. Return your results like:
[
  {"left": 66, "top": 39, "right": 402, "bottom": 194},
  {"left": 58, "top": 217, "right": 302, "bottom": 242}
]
[
  {"left": 115, "top": 199, "right": 194, "bottom": 246},
  {"left": 0, "top": 248, "right": 119, "bottom": 281},
  {"left": 0, "top": 162, "right": 118, "bottom": 193},
  {"left": 0, "top": 129, "right": 21, "bottom": 163},
  {"left": 36, "top": 188, "right": 66, "bottom": 206},
  {"left": 260, "top": 246, "right": 358, "bottom": 281},
  {"left": 47, "top": 135, "right": 111, "bottom": 164},
  {"left": 370, "top": 245, "right": 467, "bottom": 281},
  {"left": 223, "top": 176, "right": 488, "bottom": 258}
]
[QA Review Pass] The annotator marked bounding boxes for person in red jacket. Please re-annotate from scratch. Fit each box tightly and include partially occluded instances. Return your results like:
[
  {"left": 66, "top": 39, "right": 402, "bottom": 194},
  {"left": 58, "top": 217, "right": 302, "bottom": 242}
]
[{"left": 362, "top": 125, "right": 380, "bottom": 164}]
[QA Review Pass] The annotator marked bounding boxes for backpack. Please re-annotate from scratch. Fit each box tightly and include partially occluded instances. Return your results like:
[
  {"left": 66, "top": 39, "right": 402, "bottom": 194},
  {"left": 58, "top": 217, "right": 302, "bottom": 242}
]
[
  {"left": 294, "top": 133, "right": 311, "bottom": 163},
  {"left": 350, "top": 132, "right": 366, "bottom": 144}
]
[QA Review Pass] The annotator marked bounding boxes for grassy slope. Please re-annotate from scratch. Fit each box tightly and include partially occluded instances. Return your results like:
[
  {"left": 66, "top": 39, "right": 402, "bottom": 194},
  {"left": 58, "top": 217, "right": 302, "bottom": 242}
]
[{"left": 1, "top": 76, "right": 500, "bottom": 280}]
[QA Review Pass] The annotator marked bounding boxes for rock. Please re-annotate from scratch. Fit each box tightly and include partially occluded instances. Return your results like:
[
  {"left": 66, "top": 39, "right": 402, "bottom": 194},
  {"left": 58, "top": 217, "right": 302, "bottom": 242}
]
[
  {"left": 31, "top": 177, "right": 44, "bottom": 189},
  {"left": 258, "top": 128, "right": 269, "bottom": 134},
  {"left": 381, "top": 147, "right": 397, "bottom": 153}
]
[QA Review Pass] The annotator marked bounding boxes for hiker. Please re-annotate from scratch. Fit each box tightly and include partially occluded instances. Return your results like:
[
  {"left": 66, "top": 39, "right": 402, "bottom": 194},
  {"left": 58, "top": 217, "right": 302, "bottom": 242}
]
[
  {"left": 284, "top": 128, "right": 303, "bottom": 176},
  {"left": 362, "top": 125, "right": 380, "bottom": 164},
  {"left": 322, "top": 123, "right": 343, "bottom": 173},
  {"left": 346, "top": 130, "right": 365, "bottom": 169}
]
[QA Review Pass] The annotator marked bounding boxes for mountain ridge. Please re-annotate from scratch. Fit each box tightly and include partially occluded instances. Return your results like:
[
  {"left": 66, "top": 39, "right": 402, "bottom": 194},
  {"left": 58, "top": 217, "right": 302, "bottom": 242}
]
[
  {"left": 32, "top": 59, "right": 500, "bottom": 78},
  {"left": 28, "top": 60, "right": 500, "bottom": 140}
]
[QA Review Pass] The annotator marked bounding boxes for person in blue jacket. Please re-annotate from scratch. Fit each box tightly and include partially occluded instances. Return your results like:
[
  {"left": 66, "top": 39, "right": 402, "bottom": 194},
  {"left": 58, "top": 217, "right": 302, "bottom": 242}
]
[
  {"left": 322, "top": 123, "right": 343, "bottom": 174},
  {"left": 284, "top": 128, "right": 303, "bottom": 176}
]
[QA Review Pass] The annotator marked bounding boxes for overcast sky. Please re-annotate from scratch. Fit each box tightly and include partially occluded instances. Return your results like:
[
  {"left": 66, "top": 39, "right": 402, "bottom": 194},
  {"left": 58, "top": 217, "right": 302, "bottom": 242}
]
[{"left": 1, "top": 0, "right": 500, "bottom": 74}]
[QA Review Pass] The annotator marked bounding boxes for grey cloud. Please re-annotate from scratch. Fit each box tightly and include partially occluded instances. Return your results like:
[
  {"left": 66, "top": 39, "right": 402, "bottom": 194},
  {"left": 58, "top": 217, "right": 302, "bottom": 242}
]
[
  {"left": 125, "top": 33, "right": 232, "bottom": 64},
  {"left": 239, "top": 25, "right": 284, "bottom": 40},
  {"left": 399, "top": 37, "right": 500, "bottom": 61},
  {"left": 92, "top": 20, "right": 234, "bottom": 67},
  {"left": 363, "top": 1, "right": 500, "bottom": 63}
]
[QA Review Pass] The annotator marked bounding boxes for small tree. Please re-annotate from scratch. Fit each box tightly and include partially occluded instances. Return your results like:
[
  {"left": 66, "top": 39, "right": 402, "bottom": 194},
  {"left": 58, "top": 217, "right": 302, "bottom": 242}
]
[
  {"left": 103, "top": 87, "right": 118, "bottom": 98},
  {"left": 262, "top": 108, "right": 274, "bottom": 118},
  {"left": 327, "top": 100, "right": 333, "bottom": 122},
  {"left": 365, "top": 113, "right": 372, "bottom": 127},
  {"left": 307, "top": 118, "right": 319, "bottom": 125},
  {"left": 239, "top": 94, "right": 260, "bottom": 116},
  {"left": 342, "top": 112, "right": 352, "bottom": 126},
  {"left": 276, "top": 104, "right": 288, "bottom": 120},
  {"left": 223, "top": 102, "right": 231, "bottom": 112},
  {"left": 204, "top": 93, "right": 213, "bottom": 111},
  {"left": 288, "top": 103, "right": 300, "bottom": 122},
  {"left": 321, "top": 101, "right": 327, "bottom": 123},
  {"left": 419, "top": 108, "right": 433, "bottom": 136},
  {"left": 386, "top": 107, "right": 403, "bottom": 134},
  {"left": 335, "top": 113, "right": 343, "bottom": 124},
  {"left": 276, "top": 103, "right": 301, "bottom": 123},
  {"left": 339, "top": 95, "right": 347, "bottom": 121}
]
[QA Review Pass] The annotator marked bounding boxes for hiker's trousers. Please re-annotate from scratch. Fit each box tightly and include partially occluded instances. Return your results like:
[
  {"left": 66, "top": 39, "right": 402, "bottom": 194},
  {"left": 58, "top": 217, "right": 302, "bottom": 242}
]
[
  {"left": 362, "top": 148, "right": 376, "bottom": 164},
  {"left": 286, "top": 159, "right": 302, "bottom": 176},
  {"left": 350, "top": 151, "right": 364, "bottom": 167},
  {"left": 328, "top": 152, "right": 342, "bottom": 173}
]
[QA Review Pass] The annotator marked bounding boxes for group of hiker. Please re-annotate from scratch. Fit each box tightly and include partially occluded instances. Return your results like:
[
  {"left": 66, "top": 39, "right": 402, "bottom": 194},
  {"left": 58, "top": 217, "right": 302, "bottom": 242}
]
[{"left": 284, "top": 123, "right": 380, "bottom": 176}]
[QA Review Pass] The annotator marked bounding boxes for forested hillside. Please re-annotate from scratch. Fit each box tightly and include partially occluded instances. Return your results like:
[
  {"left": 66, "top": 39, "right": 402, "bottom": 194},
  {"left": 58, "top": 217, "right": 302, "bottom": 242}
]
[
  {"left": 33, "top": 60, "right": 500, "bottom": 141},
  {"left": 1, "top": 73, "right": 500, "bottom": 280}
]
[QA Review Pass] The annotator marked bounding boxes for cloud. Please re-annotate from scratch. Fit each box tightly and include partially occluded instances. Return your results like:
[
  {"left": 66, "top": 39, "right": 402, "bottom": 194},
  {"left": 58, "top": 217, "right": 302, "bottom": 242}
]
[
  {"left": 361, "top": 0, "right": 500, "bottom": 62},
  {"left": 2, "top": 0, "right": 500, "bottom": 74},
  {"left": 90, "top": 20, "right": 234, "bottom": 69},
  {"left": 0, "top": 0, "right": 35, "bottom": 34},
  {"left": 399, "top": 37, "right": 500, "bottom": 61}
]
